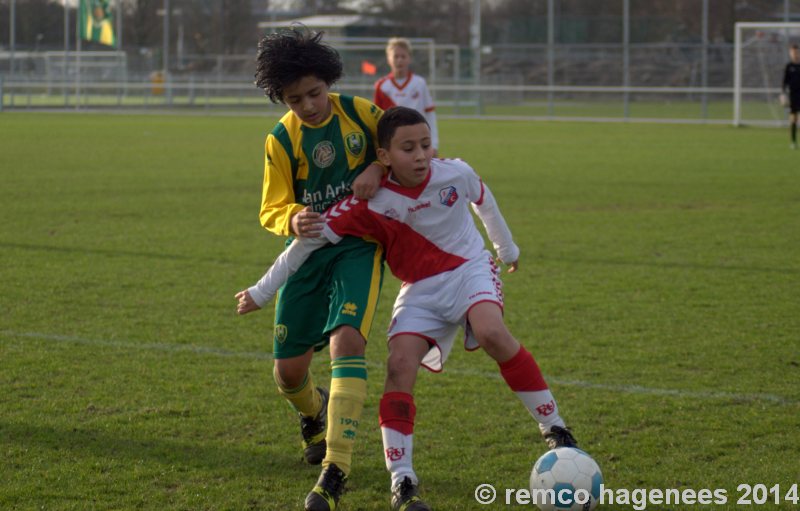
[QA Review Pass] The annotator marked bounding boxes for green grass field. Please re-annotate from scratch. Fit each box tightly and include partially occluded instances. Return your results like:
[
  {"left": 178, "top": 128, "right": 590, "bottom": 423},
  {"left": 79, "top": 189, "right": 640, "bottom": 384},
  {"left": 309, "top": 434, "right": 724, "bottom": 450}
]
[
  {"left": 1, "top": 112, "right": 798, "bottom": 511},
  {"left": 2, "top": 91, "right": 787, "bottom": 123}
]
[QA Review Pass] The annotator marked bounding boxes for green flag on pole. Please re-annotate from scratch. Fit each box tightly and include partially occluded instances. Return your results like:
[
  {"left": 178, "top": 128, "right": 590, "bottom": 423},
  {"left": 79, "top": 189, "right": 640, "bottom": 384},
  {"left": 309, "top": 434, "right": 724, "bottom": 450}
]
[{"left": 79, "top": 0, "right": 116, "bottom": 47}]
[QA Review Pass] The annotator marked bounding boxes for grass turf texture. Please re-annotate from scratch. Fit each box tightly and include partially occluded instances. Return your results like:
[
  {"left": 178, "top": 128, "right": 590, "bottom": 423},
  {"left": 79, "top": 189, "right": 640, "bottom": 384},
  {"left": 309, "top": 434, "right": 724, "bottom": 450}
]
[
  {"left": 1, "top": 112, "right": 798, "bottom": 510},
  {"left": 3, "top": 92, "right": 790, "bottom": 123}
]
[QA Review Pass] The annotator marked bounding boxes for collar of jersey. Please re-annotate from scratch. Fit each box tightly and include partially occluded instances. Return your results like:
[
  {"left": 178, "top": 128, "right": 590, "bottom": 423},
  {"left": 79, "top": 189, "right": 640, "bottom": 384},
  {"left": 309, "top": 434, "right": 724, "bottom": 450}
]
[
  {"left": 384, "top": 164, "right": 432, "bottom": 199},
  {"left": 301, "top": 109, "right": 335, "bottom": 128},
  {"left": 389, "top": 72, "right": 413, "bottom": 91}
]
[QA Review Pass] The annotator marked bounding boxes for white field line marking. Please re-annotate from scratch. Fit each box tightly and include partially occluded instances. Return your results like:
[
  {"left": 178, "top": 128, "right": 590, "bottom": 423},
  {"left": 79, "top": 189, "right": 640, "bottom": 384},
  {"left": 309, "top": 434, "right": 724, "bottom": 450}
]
[{"left": 2, "top": 330, "right": 795, "bottom": 406}]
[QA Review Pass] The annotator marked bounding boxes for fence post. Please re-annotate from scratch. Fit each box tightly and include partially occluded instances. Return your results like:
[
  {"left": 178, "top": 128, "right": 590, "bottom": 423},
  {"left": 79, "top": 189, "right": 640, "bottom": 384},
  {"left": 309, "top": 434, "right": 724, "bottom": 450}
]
[
  {"left": 188, "top": 75, "right": 195, "bottom": 106},
  {"left": 623, "top": 0, "right": 630, "bottom": 120},
  {"left": 547, "top": 0, "right": 555, "bottom": 117},
  {"left": 0, "top": 75, "right": 4, "bottom": 112},
  {"left": 470, "top": 0, "right": 482, "bottom": 115},
  {"left": 701, "top": 0, "right": 709, "bottom": 120}
]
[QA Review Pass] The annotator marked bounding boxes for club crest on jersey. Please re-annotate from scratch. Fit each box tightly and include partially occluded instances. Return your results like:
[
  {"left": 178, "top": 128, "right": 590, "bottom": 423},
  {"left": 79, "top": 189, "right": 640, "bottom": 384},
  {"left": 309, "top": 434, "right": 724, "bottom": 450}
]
[
  {"left": 312, "top": 140, "right": 336, "bottom": 168},
  {"left": 383, "top": 208, "right": 400, "bottom": 220},
  {"left": 439, "top": 186, "right": 458, "bottom": 207},
  {"left": 344, "top": 132, "right": 365, "bottom": 157}
]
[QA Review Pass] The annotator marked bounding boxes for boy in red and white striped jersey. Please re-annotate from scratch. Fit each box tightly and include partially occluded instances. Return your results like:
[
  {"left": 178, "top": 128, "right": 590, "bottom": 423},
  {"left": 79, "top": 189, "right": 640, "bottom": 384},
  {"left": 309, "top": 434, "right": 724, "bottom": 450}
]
[{"left": 237, "top": 107, "right": 577, "bottom": 511}]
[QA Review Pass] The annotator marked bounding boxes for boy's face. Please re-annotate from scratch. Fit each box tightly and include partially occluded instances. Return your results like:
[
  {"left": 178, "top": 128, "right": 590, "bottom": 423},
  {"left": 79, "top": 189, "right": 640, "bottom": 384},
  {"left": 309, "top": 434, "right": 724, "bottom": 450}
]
[
  {"left": 791, "top": 48, "right": 800, "bottom": 63},
  {"left": 387, "top": 47, "right": 411, "bottom": 77},
  {"left": 282, "top": 75, "right": 331, "bottom": 126},
  {"left": 378, "top": 123, "right": 434, "bottom": 188}
]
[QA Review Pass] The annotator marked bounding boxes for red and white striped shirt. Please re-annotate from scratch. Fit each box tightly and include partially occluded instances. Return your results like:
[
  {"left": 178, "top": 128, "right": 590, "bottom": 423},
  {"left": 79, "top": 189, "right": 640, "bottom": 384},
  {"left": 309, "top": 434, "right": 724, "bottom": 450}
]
[{"left": 248, "top": 158, "right": 519, "bottom": 306}]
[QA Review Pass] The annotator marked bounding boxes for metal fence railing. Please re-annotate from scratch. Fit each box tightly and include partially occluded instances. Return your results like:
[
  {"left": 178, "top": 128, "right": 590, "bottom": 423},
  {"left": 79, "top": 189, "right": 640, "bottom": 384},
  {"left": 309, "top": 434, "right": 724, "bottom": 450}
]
[
  {"left": 0, "top": 42, "right": 788, "bottom": 125},
  {"left": 1, "top": 78, "right": 777, "bottom": 125}
]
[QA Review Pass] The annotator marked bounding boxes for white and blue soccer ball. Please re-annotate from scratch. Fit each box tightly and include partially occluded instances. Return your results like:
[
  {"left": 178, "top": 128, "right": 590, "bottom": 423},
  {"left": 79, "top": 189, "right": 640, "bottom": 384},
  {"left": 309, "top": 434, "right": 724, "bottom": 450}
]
[{"left": 529, "top": 447, "right": 603, "bottom": 511}]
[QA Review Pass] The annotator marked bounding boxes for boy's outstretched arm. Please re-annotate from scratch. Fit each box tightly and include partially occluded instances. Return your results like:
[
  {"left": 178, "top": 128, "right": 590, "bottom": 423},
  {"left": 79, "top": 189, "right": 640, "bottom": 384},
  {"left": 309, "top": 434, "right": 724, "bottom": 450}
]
[
  {"left": 235, "top": 236, "right": 328, "bottom": 315},
  {"left": 471, "top": 184, "right": 520, "bottom": 272}
]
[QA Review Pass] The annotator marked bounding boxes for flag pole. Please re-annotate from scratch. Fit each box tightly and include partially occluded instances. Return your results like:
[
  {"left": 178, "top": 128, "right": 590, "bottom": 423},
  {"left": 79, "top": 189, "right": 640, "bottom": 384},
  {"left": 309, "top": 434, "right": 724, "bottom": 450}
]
[{"left": 116, "top": 0, "right": 122, "bottom": 49}]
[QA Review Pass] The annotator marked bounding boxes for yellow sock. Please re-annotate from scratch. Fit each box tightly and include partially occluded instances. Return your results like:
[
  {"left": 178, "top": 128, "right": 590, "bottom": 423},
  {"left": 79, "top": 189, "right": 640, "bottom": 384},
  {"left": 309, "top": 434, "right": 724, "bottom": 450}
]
[
  {"left": 322, "top": 356, "right": 367, "bottom": 476},
  {"left": 274, "top": 365, "right": 322, "bottom": 418}
]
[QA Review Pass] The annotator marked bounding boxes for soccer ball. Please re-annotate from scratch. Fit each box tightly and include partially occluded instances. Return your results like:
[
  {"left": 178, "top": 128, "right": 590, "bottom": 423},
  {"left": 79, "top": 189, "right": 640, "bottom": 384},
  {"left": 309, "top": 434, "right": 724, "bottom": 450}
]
[{"left": 529, "top": 447, "right": 603, "bottom": 511}]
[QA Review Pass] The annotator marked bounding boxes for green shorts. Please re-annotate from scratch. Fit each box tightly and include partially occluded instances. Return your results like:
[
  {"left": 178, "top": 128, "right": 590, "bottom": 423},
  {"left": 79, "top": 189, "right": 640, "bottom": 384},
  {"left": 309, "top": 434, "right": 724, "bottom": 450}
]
[{"left": 272, "top": 236, "right": 385, "bottom": 359}]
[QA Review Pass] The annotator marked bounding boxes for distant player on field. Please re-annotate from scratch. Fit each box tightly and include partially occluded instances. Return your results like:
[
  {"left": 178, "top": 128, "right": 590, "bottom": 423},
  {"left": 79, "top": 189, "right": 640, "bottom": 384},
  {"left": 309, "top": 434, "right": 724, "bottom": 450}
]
[
  {"left": 374, "top": 37, "right": 440, "bottom": 155},
  {"left": 252, "top": 25, "right": 386, "bottom": 511},
  {"left": 782, "top": 43, "right": 800, "bottom": 149},
  {"left": 237, "top": 107, "right": 578, "bottom": 511}
]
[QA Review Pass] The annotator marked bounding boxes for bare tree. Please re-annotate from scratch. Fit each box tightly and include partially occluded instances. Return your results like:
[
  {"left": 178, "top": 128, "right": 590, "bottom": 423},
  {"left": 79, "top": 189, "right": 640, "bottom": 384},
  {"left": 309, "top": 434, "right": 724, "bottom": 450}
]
[
  {"left": 0, "top": 0, "right": 67, "bottom": 50},
  {"left": 359, "top": 0, "right": 473, "bottom": 43},
  {"left": 219, "top": 0, "right": 257, "bottom": 54}
]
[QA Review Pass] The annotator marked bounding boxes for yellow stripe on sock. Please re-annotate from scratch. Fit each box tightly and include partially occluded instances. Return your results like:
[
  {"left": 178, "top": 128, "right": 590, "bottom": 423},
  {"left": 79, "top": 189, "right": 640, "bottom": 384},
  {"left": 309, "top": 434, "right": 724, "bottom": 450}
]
[
  {"left": 331, "top": 358, "right": 367, "bottom": 380},
  {"left": 274, "top": 367, "right": 322, "bottom": 418}
]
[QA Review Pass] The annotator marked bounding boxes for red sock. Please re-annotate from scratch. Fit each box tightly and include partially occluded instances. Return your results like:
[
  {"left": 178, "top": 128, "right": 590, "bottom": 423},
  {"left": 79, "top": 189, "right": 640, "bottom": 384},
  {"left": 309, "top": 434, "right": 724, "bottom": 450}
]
[
  {"left": 379, "top": 391, "right": 416, "bottom": 434},
  {"left": 498, "top": 346, "right": 548, "bottom": 391}
]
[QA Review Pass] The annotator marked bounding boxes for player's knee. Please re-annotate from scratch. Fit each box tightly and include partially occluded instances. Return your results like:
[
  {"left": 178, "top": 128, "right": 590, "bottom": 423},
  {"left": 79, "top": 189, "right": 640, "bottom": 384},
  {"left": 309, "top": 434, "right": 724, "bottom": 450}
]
[
  {"left": 474, "top": 324, "right": 515, "bottom": 353},
  {"left": 329, "top": 325, "right": 366, "bottom": 357},
  {"left": 387, "top": 350, "right": 417, "bottom": 372},
  {"left": 385, "top": 362, "right": 417, "bottom": 390},
  {"left": 385, "top": 352, "right": 420, "bottom": 386},
  {"left": 273, "top": 361, "right": 307, "bottom": 389}
]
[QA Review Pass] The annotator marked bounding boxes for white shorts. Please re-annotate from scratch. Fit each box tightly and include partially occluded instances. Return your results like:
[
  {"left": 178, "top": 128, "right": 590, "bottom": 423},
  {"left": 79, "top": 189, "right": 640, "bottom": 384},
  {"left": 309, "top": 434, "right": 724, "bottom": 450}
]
[{"left": 387, "top": 251, "right": 504, "bottom": 372}]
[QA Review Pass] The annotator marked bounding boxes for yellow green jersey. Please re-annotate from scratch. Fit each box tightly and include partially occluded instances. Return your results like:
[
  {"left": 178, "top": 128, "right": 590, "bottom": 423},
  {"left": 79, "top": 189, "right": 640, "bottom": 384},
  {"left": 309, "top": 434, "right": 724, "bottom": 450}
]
[{"left": 260, "top": 93, "right": 383, "bottom": 236}]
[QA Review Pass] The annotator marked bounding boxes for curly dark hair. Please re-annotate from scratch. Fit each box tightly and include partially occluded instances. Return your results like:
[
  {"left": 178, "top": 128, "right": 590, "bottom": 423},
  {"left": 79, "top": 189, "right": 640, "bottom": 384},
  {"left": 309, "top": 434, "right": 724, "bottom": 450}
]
[{"left": 254, "top": 25, "right": 343, "bottom": 103}]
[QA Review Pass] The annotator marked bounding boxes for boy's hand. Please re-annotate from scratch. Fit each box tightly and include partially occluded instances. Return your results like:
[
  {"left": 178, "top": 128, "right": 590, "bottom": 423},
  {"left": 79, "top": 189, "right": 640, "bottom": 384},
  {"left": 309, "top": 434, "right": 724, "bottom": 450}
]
[
  {"left": 291, "top": 206, "right": 324, "bottom": 238},
  {"left": 499, "top": 258, "right": 519, "bottom": 274},
  {"left": 352, "top": 162, "right": 384, "bottom": 199},
  {"left": 235, "top": 290, "right": 261, "bottom": 315}
]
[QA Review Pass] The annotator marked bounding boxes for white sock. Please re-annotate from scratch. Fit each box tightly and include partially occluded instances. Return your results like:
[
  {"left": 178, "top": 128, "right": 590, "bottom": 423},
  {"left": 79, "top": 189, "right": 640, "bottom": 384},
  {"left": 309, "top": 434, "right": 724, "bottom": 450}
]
[
  {"left": 515, "top": 389, "right": 566, "bottom": 435},
  {"left": 381, "top": 426, "right": 417, "bottom": 489}
]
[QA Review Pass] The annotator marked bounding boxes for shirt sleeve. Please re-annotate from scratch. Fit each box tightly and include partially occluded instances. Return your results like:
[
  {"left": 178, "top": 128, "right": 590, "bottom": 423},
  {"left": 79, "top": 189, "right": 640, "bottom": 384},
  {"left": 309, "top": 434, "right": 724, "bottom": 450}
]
[
  {"left": 462, "top": 165, "right": 519, "bottom": 264},
  {"left": 458, "top": 159, "right": 485, "bottom": 205},
  {"left": 421, "top": 78, "right": 439, "bottom": 150},
  {"left": 320, "top": 196, "right": 380, "bottom": 244},
  {"left": 248, "top": 236, "right": 329, "bottom": 307},
  {"left": 249, "top": 196, "right": 378, "bottom": 307},
  {"left": 259, "top": 132, "right": 305, "bottom": 237},
  {"left": 373, "top": 78, "right": 394, "bottom": 111},
  {"left": 353, "top": 95, "right": 384, "bottom": 149}
]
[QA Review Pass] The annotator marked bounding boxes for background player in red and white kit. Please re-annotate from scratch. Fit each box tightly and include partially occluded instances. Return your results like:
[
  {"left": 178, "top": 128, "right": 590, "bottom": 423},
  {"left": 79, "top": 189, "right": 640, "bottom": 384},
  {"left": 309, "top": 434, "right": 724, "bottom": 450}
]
[
  {"left": 236, "top": 107, "right": 577, "bottom": 511},
  {"left": 374, "top": 38, "right": 440, "bottom": 155}
]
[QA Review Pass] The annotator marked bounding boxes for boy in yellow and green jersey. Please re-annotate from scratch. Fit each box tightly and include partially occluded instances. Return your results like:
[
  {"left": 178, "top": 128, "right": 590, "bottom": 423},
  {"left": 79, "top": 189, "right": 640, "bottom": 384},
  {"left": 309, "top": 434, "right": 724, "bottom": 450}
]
[{"left": 250, "top": 25, "right": 385, "bottom": 511}]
